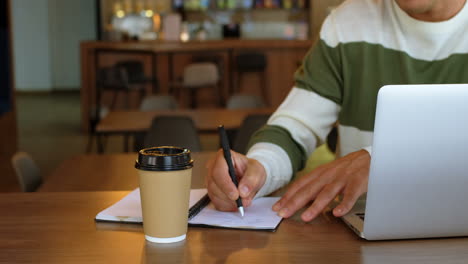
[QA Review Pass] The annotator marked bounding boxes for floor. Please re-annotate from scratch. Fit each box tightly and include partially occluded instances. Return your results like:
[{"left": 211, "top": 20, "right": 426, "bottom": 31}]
[
  {"left": 16, "top": 92, "right": 334, "bottom": 186},
  {"left": 16, "top": 92, "right": 221, "bottom": 180},
  {"left": 17, "top": 92, "right": 89, "bottom": 178}
]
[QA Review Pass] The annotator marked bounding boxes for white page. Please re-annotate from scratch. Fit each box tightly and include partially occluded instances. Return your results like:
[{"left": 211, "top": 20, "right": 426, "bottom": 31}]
[
  {"left": 188, "top": 197, "right": 282, "bottom": 230},
  {"left": 96, "top": 188, "right": 282, "bottom": 230},
  {"left": 95, "top": 188, "right": 207, "bottom": 223}
]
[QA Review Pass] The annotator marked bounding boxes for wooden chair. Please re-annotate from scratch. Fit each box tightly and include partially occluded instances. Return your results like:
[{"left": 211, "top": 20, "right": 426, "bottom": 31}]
[
  {"left": 133, "top": 95, "right": 179, "bottom": 151},
  {"left": 143, "top": 116, "right": 202, "bottom": 152},
  {"left": 234, "top": 52, "right": 268, "bottom": 105},
  {"left": 226, "top": 94, "right": 266, "bottom": 109},
  {"left": 139, "top": 95, "right": 178, "bottom": 111},
  {"left": 115, "top": 60, "right": 158, "bottom": 93},
  {"left": 170, "top": 62, "right": 221, "bottom": 108}
]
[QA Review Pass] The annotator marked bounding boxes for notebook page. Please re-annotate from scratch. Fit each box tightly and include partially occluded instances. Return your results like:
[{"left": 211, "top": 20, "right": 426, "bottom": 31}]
[
  {"left": 188, "top": 197, "right": 282, "bottom": 230},
  {"left": 95, "top": 188, "right": 208, "bottom": 223}
]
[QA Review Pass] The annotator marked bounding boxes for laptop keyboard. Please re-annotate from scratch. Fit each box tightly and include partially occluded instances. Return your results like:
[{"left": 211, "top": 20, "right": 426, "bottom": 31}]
[{"left": 356, "top": 213, "right": 365, "bottom": 220}]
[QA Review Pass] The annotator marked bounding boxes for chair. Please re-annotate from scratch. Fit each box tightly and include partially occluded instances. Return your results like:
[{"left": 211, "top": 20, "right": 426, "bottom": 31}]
[
  {"left": 115, "top": 60, "right": 158, "bottom": 93},
  {"left": 11, "top": 152, "right": 42, "bottom": 192},
  {"left": 232, "top": 114, "right": 271, "bottom": 154},
  {"left": 192, "top": 54, "right": 225, "bottom": 101},
  {"left": 133, "top": 95, "right": 179, "bottom": 151},
  {"left": 86, "top": 66, "right": 126, "bottom": 153},
  {"left": 96, "top": 66, "right": 129, "bottom": 110},
  {"left": 234, "top": 52, "right": 268, "bottom": 105},
  {"left": 91, "top": 65, "right": 153, "bottom": 153},
  {"left": 226, "top": 94, "right": 266, "bottom": 109},
  {"left": 143, "top": 116, "right": 202, "bottom": 152},
  {"left": 170, "top": 62, "right": 221, "bottom": 108},
  {"left": 139, "top": 95, "right": 179, "bottom": 111}
]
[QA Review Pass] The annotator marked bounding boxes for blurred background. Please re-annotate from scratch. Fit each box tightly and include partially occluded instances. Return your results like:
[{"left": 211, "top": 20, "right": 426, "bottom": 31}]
[{"left": 1, "top": 0, "right": 342, "bottom": 191}]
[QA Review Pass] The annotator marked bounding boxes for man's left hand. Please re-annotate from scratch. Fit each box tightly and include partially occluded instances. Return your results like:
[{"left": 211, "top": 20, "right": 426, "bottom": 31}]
[{"left": 272, "top": 149, "right": 370, "bottom": 222}]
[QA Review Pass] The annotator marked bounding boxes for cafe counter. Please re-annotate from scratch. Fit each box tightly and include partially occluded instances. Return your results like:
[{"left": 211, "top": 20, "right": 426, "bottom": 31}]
[{"left": 80, "top": 39, "right": 313, "bottom": 132}]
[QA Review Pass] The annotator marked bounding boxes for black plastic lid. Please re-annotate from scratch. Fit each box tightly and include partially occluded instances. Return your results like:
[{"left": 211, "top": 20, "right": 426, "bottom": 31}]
[{"left": 135, "top": 146, "right": 193, "bottom": 171}]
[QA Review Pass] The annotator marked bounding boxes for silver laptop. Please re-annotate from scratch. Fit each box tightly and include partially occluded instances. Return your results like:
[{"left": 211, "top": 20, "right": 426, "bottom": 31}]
[{"left": 342, "top": 84, "right": 468, "bottom": 240}]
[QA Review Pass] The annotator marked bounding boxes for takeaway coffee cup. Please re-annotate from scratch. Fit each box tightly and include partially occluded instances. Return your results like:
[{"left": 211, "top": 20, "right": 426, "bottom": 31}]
[{"left": 135, "top": 146, "right": 193, "bottom": 243}]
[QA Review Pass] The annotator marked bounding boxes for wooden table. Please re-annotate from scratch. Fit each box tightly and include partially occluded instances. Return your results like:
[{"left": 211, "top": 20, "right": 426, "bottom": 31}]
[
  {"left": 39, "top": 152, "right": 215, "bottom": 192},
  {"left": 95, "top": 108, "right": 274, "bottom": 152},
  {"left": 1, "top": 191, "right": 467, "bottom": 263},
  {"left": 97, "top": 108, "right": 274, "bottom": 133}
]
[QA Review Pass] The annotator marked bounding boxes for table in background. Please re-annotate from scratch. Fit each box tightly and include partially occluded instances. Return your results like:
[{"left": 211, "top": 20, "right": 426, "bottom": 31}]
[
  {"left": 38, "top": 152, "right": 214, "bottom": 192},
  {"left": 95, "top": 108, "right": 274, "bottom": 153},
  {"left": 1, "top": 191, "right": 467, "bottom": 263}
]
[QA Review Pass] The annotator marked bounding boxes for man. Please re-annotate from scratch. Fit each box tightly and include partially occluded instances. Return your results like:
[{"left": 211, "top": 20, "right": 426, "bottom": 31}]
[{"left": 207, "top": 0, "right": 468, "bottom": 222}]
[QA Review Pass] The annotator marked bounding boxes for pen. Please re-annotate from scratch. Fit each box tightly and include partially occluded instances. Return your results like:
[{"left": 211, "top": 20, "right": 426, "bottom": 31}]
[{"left": 218, "top": 125, "right": 245, "bottom": 217}]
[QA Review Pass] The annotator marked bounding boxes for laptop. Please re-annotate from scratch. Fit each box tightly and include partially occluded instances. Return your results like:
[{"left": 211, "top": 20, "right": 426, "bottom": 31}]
[{"left": 342, "top": 84, "right": 468, "bottom": 240}]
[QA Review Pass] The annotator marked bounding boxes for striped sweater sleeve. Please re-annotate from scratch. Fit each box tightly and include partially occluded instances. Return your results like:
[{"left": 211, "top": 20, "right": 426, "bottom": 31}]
[{"left": 245, "top": 16, "right": 344, "bottom": 197}]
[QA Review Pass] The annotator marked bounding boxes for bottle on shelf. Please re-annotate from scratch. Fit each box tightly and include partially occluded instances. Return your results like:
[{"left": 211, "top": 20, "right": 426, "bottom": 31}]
[
  {"left": 282, "top": 0, "right": 293, "bottom": 9},
  {"left": 242, "top": 0, "right": 253, "bottom": 9},
  {"left": 254, "top": 0, "right": 264, "bottom": 8}
]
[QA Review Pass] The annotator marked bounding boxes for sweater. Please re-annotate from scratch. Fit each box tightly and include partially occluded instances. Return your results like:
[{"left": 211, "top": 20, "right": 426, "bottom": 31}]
[{"left": 247, "top": 0, "right": 468, "bottom": 197}]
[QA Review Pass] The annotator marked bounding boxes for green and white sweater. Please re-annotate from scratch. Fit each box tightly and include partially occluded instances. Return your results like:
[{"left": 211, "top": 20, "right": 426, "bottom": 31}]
[{"left": 247, "top": 0, "right": 468, "bottom": 197}]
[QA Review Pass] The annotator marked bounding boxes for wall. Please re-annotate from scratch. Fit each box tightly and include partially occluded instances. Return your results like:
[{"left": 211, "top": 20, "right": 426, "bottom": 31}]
[
  {"left": 12, "top": 0, "right": 52, "bottom": 91},
  {"left": 12, "top": 0, "right": 96, "bottom": 92},
  {"left": 49, "top": 0, "right": 96, "bottom": 90}
]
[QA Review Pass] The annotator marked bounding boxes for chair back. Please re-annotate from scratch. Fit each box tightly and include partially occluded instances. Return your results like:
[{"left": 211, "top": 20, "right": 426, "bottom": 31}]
[
  {"left": 183, "top": 63, "right": 219, "bottom": 87},
  {"left": 134, "top": 96, "right": 179, "bottom": 151},
  {"left": 11, "top": 152, "right": 42, "bottom": 192},
  {"left": 232, "top": 114, "right": 270, "bottom": 154},
  {"left": 139, "top": 95, "right": 178, "bottom": 111},
  {"left": 226, "top": 94, "right": 266, "bottom": 109},
  {"left": 235, "top": 52, "right": 267, "bottom": 72},
  {"left": 115, "top": 60, "right": 146, "bottom": 83},
  {"left": 192, "top": 54, "right": 224, "bottom": 79},
  {"left": 143, "top": 116, "right": 202, "bottom": 152},
  {"left": 97, "top": 66, "right": 127, "bottom": 90}
]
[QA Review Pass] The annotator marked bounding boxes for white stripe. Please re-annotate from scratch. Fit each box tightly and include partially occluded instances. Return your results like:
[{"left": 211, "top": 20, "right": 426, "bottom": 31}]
[
  {"left": 268, "top": 87, "right": 340, "bottom": 156},
  {"left": 246, "top": 88, "right": 339, "bottom": 196},
  {"left": 321, "top": 0, "right": 468, "bottom": 61},
  {"left": 338, "top": 124, "right": 374, "bottom": 157},
  {"left": 248, "top": 125, "right": 375, "bottom": 197},
  {"left": 145, "top": 234, "right": 186, "bottom": 243},
  {"left": 247, "top": 142, "right": 292, "bottom": 198}
]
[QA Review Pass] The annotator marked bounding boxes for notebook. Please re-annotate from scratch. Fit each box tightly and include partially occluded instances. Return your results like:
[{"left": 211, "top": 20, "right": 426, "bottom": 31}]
[{"left": 96, "top": 188, "right": 283, "bottom": 231}]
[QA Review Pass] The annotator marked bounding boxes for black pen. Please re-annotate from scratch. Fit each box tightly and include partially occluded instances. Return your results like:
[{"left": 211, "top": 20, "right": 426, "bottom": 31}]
[{"left": 218, "top": 125, "right": 244, "bottom": 217}]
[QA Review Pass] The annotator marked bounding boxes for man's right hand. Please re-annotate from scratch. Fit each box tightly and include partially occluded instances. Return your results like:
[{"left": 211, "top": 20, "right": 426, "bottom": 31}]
[{"left": 205, "top": 149, "right": 267, "bottom": 211}]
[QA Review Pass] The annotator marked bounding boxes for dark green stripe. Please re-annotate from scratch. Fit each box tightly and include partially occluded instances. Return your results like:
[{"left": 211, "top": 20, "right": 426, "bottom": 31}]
[
  {"left": 248, "top": 125, "right": 307, "bottom": 174},
  {"left": 295, "top": 40, "right": 468, "bottom": 131}
]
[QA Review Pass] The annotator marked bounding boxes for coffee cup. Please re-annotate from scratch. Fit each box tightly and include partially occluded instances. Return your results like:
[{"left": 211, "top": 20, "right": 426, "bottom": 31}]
[{"left": 135, "top": 146, "right": 193, "bottom": 243}]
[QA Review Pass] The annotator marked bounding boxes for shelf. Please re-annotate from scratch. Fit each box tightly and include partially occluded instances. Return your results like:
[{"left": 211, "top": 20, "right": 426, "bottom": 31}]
[{"left": 182, "top": 8, "right": 308, "bottom": 13}]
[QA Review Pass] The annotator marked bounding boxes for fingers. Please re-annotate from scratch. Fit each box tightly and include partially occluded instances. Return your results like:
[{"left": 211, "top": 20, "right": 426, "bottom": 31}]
[
  {"left": 210, "top": 150, "right": 239, "bottom": 200},
  {"left": 273, "top": 149, "right": 371, "bottom": 221},
  {"left": 206, "top": 150, "right": 239, "bottom": 211},
  {"left": 272, "top": 166, "right": 329, "bottom": 212},
  {"left": 301, "top": 181, "right": 345, "bottom": 221},
  {"left": 206, "top": 149, "right": 257, "bottom": 211},
  {"left": 238, "top": 159, "right": 266, "bottom": 202},
  {"left": 333, "top": 170, "right": 369, "bottom": 217},
  {"left": 207, "top": 180, "right": 238, "bottom": 211},
  {"left": 275, "top": 176, "right": 329, "bottom": 218}
]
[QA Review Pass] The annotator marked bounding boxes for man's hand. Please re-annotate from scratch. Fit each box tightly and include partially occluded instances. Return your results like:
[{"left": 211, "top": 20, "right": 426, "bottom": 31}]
[
  {"left": 206, "top": 149, "right": 267, "bottom": 211},
  {"left": 272, "top": 149, "right": 370, "bottom": 221}
]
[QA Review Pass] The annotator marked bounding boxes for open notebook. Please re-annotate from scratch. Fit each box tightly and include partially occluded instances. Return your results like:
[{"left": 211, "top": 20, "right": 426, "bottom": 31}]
[{"left": 96, "top": 188, "right": 283, "bottom": 231}]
